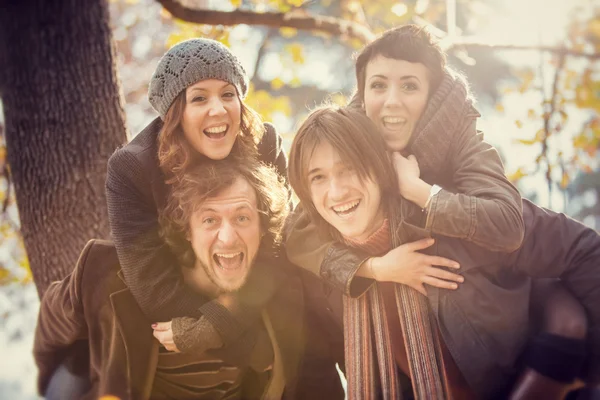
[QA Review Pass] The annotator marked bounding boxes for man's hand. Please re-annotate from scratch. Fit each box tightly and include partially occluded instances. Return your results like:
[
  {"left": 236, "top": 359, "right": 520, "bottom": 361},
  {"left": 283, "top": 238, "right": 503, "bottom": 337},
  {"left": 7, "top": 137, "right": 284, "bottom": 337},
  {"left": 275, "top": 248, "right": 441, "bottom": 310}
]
[
  {"left": 393, "top": 153, "right": 431, "bottom": 208},
  {"left": 152, "top": 321, "right": 180, "bottom": 352},
  {"left": 370, "top": 238, "right": 463, "bottom": 295}
]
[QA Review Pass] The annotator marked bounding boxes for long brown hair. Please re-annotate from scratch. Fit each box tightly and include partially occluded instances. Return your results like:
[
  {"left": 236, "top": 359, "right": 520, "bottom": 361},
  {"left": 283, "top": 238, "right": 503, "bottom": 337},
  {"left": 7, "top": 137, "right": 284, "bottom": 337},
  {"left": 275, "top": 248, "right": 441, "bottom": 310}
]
[
  {"left": 160, "top": 156, "right": 290, "bottom": 268},
  {"left": 157, "top": 91, "right": 265, "bottom": 184},
  {"left": 288, "top": 106, "right": 398, "bottom": 238}
]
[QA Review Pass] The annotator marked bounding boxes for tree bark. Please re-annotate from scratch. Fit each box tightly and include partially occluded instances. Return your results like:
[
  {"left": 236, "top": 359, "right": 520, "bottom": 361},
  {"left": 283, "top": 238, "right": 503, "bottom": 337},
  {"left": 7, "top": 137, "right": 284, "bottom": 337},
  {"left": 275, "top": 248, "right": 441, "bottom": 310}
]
[{"left": 0, "top": 0, "right": 127, "bottom": 296}]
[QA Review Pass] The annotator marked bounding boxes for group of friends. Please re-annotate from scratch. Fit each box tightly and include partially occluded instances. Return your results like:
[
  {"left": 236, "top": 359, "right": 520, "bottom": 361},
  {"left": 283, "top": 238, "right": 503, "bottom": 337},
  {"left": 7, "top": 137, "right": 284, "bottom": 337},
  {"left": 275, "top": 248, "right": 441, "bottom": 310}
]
[{"left": 33, "top": 25, "right": 600, "bottom": 399}]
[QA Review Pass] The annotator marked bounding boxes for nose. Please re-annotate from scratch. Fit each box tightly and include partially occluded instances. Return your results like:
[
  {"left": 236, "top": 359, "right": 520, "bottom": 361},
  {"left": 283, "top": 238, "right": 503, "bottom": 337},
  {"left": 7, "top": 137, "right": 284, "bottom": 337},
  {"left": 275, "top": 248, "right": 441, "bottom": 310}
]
[
  {"left": 217, "top": 221, "right": 238, "bottom": 246},
  {"left": 383, "top": 84, "right": 403, "bottom": 109},
  {"left": 329, "top": 175, "right": 349, "bottom": 201},
  {"left": 208, "top": 97, "right": 227, "bottom": 117}
]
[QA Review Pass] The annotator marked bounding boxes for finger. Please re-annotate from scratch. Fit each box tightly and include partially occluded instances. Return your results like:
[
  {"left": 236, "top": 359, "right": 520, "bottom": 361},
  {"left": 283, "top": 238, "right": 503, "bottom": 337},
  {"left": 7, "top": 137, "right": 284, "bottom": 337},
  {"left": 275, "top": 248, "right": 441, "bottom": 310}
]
[
  {"left": 425, "top": 267, "right": 464, "bottom": 283},
  {"left": 405, "top": 238, "right": 435, "bottom": 252},
  {"left": 392, "top": 152, "right": 408, "bottom": 163},
  {"left": 152, "top": 321, "right": 171, "bottom": 331},
  {"left": 165, "top": 343, "right": 178, "bottom": 352},
  {"left": 412, "top": 283, "right": 427, "bottom": 296},
  {"left": 421, "top": 276, "right": 459, "bottom": 290},
  {"left": 407, "top": 154, "right": 417, "bottom": 162},
  {"left": 152, "top": 330, "right": 164, "bottom": 342},
  {"left": 426, "top": 255, "right": 460, "bottom": 269}
]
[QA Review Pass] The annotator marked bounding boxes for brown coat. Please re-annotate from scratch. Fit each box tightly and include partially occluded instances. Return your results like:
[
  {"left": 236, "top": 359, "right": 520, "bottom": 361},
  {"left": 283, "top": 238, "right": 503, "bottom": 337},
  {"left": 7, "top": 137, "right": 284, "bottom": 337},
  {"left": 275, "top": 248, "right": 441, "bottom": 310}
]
[{"left": 34, "top": 239, "right": 344, "bottom": 400}]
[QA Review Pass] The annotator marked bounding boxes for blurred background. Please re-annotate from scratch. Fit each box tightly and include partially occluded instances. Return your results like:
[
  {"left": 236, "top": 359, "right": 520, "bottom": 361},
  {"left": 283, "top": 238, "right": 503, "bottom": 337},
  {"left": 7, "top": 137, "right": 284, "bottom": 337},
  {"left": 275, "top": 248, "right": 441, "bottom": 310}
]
[{"left": 0, "top": 0, "right": 598, "bottom": 397}]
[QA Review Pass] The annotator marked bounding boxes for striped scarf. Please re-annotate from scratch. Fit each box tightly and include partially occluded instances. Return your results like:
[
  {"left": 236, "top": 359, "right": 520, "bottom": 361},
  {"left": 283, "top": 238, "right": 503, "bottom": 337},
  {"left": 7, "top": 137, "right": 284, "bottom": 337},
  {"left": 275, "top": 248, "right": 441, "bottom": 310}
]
[{"left": 343, "top": 219, "right": 451, "bottom": 399}]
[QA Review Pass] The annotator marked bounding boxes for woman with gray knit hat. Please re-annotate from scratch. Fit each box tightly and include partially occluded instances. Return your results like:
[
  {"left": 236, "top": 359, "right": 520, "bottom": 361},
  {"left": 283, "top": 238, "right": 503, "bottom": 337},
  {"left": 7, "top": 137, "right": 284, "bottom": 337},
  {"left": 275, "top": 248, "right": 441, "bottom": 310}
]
[
  {"left": 105, "top": 38, "right": 290, "bottom": 375},
  {"left": 285, "top": 25, "right": 600, "bottom": 399}
]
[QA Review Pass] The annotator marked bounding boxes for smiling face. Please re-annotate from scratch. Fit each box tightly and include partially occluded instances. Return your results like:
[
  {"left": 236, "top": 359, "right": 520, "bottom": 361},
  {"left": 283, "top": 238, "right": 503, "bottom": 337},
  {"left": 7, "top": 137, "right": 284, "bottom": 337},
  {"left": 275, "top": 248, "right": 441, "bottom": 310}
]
[
  {"left": 181, "top": 79, "right": 242, "bottom": 160},
  {"left": 307, "top": 140, "right": 385, "bottom": 241},
  {"left": 363, "top": 55, "right": 430, "bottom": 152},
  {"left": 185, "top": 177, "right": 262, "bottom": 296}
]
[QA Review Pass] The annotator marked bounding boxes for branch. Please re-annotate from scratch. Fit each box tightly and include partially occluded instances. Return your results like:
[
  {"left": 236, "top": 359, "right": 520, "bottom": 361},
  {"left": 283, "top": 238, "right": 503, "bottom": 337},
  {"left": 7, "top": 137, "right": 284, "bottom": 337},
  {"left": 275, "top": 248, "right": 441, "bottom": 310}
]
[
  {"left": 252, "top": 29, "right": 275, "bottom": 79},
  {"left": 157, "top": 0, "right": 375, "bottom": 44},
  {"left": 444, "top": 39, "right": 600, "bottom": 60}
]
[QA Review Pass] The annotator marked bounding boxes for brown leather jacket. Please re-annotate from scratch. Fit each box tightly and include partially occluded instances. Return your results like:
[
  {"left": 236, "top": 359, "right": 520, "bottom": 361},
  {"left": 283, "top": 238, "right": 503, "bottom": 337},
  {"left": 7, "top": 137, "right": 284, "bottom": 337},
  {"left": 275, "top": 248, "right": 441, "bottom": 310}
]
[{"left": 33, "top": 240, "right": 344, "bottom": 400}]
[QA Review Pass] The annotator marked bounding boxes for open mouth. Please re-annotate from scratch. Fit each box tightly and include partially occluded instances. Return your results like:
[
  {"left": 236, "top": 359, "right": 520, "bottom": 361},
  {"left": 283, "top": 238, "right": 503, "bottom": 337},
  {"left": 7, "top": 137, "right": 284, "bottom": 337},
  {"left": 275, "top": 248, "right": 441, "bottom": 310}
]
[
  {"left": 213, "top": 252, "right": 244, "bottom": 271},
  {"left": 203, "top": 124, "right": 228, "bottom": 140},
  {"left": 382, "top": 116, "right": 406, "bottom": 131},
  {"left": 331, "top": 200, "right": 361, "bottom": 217}
]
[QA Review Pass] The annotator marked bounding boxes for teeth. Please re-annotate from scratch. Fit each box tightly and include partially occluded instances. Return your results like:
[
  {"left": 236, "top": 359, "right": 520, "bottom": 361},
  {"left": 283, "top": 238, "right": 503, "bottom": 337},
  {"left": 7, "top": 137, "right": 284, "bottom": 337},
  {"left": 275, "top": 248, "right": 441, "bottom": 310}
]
[
  {"left": 216, "top": 252, "right": 241, "bottom": 258},
  {"left": 383, "top": 117, "right": 406, "bottom": 124},
  {"left": 205, "top": 125, "right": 227, "bottom": 134},
  {"left": 332, "top": 200, "right": 359, "bottom": 213}
]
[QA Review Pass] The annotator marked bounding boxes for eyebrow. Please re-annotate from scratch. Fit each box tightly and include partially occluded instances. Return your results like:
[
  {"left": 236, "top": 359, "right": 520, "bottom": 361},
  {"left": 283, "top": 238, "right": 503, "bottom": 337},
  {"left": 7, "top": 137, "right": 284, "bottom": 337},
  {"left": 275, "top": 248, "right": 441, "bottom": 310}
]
[
  {"left": 197, "top": 204, "right": 253, "bottom": 214},
  {"left": 307, "top": 167, "right": 321, "bottom": 176},
  {"left": 188, "top": 82, "right": 233, "bottom": 93},
  {"left": 307, "top": 160, "right": 346, "bottom": 176},
  {"left": 368, "top": 74, "right": 421, "bottom": 83}
]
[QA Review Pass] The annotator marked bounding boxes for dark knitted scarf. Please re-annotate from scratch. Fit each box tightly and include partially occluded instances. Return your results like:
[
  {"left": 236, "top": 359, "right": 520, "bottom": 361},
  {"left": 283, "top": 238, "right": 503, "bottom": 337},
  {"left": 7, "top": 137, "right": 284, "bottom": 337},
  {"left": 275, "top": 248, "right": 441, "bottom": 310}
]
[{"left": 407, "top": 69, "right": 480, "bottom": 177}]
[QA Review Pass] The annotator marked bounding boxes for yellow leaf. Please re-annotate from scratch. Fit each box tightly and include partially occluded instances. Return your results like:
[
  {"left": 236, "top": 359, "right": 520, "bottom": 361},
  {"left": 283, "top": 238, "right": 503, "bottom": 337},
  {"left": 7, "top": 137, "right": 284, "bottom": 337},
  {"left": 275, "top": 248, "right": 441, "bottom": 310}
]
[
  {"left": 515, "top": 138, "right": 536, "bottom": 146},
  {"left": 587, "top": 18, "right": 600, "bottom": 39},
  {"left": 0, "top": 266, "right": 9, "bottom": 283},
  {"left": 560, "top": 172, "right": 570, "bottom": 188},
  {"left": 517, "top": 69, "right": 535, "bottom": 93},
  {"left": 495, "top": 104, "right": 505, "bottom": 113},
  {"left": 350, "top": 38, "right": 365, "bottom": 49},
  {"left": 230, "top": 0, "right": 242, "bottom": 6},
  {"left": 527, "top": 109, "right": 536, "bottom": 119},
  {"left": 328, "top": 93, "right": 348, "bottom": 106},
  {"left": 271, "top": 78, "right": 285, "bottom": 90},
  {"left": 289, "top": 77, "right": 302, "bottom": 87},
  {"left": 507, "top": 168, "right": 526, "bottom": 182},
  {"left": 515, "top": 120, "right": 523, "bottom": 129},
  {"left": 288, "top": 0, "right": 304, "bottom": 6},
  {"left": 286, "top": 43, "right": 305, "bottom": 64},
  {"left": 273, "top": 97, "right": 292, "bottom": 116},
  {"left": 279, "top": 27, "right": 298, "bottom": 38}
]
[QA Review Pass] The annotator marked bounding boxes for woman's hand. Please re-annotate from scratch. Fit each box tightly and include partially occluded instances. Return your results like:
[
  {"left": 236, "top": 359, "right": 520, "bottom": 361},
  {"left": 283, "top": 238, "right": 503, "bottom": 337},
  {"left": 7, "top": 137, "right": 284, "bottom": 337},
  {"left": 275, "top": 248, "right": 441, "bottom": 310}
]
[
  {"left": 370, "top": 238, "right": 463, "bottom": 295},
  {"left": 393, "top": 153, "right": 431, "bottom": 208},
  {"left": 152, "top": 321, "right": 180, "bottom": 352}
]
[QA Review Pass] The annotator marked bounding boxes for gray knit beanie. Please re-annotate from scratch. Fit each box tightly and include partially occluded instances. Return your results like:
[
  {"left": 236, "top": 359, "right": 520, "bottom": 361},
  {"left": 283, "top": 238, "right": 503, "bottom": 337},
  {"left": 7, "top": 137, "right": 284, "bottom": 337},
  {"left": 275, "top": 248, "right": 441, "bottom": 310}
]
[{"left": 148, "top": 38, "right": 249, "bottom": 119}]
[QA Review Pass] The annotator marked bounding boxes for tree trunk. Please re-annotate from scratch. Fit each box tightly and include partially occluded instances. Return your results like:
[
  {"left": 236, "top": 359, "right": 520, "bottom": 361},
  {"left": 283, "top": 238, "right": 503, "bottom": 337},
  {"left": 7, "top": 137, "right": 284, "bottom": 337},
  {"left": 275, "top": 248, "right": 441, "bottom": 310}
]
[{"left": 0, "top": 0, "right": 127, "bottom": 296}]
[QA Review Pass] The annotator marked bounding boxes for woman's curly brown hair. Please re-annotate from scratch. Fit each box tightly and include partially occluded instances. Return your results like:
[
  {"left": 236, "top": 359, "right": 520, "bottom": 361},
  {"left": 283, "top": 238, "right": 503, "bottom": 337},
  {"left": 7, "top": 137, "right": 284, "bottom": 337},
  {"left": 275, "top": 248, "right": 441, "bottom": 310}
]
[
  {"left": 157, "top": 91, "right": 265, "bottom": 184},
  {"left": 160, "top": 156, "right": 290, "bottom": 268}
]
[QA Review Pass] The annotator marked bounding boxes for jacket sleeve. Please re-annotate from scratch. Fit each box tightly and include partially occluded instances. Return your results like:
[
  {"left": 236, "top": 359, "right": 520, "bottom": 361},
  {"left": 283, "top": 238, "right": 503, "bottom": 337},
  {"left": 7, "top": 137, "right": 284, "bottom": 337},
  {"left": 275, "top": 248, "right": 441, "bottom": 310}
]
[
  {"left": 258, "top": 122, "right": 287, "bottom": 178},
  {"left": 285, "top": 205, "right": 372, "bottom": 297},
  {"left": 105, "top": 147, "right": 259, "bottom": 344},
  {"left": 33, "top": 241, "right": 92, "bottom": 395},
  {"left": 424, "top": 120, "right": 525, "bottom": 252}
]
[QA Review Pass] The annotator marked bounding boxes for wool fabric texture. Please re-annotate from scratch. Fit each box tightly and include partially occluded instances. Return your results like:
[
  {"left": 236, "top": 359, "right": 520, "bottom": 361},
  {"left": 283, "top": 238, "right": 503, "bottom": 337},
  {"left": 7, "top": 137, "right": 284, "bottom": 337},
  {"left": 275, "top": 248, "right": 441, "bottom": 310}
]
[
  {"left": 342, "top": 220, "right": 403, "bottom": 399},
  {"left": 148, "top": 38, "right": 249, "bottom": 119},
  {"left": 406, "top": 69, "right": 480, "bottom": 176},
  {"left": 342, "top": 215, "right": 452, "bottom": 399}
]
